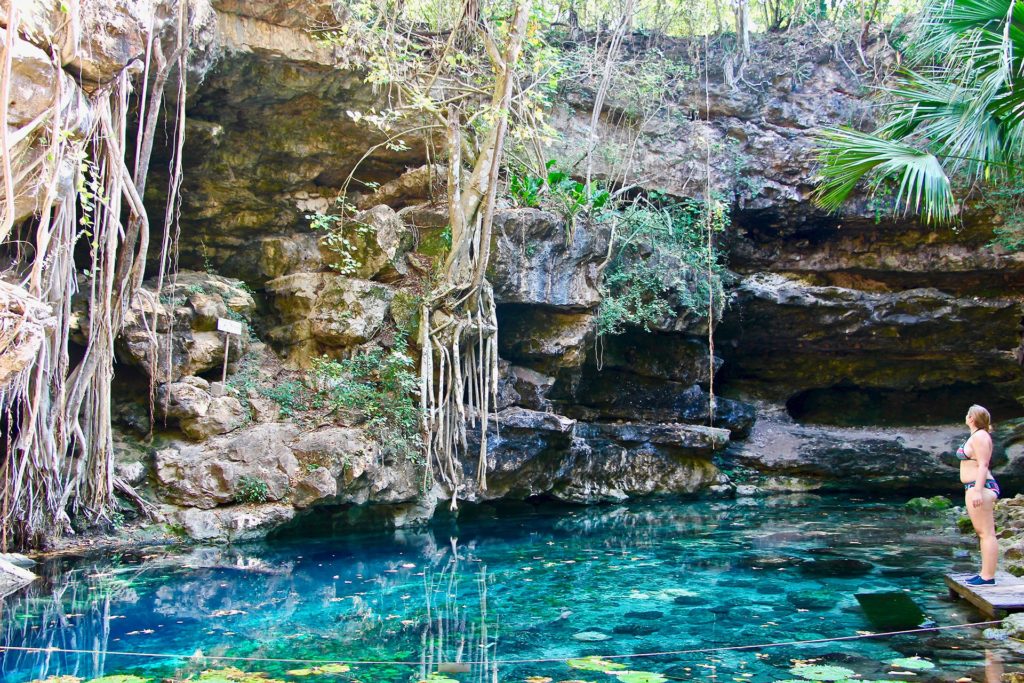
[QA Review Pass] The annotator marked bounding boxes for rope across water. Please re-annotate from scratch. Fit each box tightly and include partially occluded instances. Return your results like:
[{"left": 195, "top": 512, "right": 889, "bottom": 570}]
[{"left": 0, "top": 620, "right": 1003, "bottom": 668}]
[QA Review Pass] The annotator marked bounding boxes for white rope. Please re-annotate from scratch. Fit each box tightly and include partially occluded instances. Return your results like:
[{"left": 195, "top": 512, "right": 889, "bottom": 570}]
[{"left": 0, "top": 620, "right": 1004, "bottom": 668}]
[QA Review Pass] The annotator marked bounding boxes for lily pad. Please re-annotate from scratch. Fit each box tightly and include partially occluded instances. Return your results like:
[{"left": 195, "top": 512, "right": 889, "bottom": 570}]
[
  {"left": 419, "top": 675, "right": 458, "bottom": 683},
  {"left": 613, "top": 672, "right": 667, "bottom": 683},
  {"left": 86, "top": 677, "right": 149, "bottom": 683},
  {"left": 197, "top": 669, "right": 284, "bottom": 683},
  {"left": 789, "top": 665, "right": 856, "bottom": 681},
  {"left": 32, "top": 678, "right": 84, "bottom": 683},
  {"left": 566, "top": 657, "right": 627, "bottom": 672},
  {"left": 888, "top": 657, "right": 935, "bottom": 671},
  {"left": 525, "top": 678, "right": 553, "bottom": 683}
]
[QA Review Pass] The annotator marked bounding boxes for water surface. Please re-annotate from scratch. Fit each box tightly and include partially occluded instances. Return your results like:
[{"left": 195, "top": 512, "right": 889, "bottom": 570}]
[{"left": 2, "top": 496, "right": 1020, "bottom": 682}]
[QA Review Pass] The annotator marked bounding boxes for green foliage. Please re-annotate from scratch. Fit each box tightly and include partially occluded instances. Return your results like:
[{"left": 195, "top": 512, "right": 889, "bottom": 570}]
[
  {"left": 309, "top": 338, "right": 422, "bottom": 463},
  {"left": 905, "top": 495, "right": 952, "bottom": 514},
  {"left": 547, "top": 166, "right": 611, "bottom": 223},
  {"left": 234, "top": 476, "right": 270, "bottom": 504},
  {"left": 508, "top": 160, "right": 611, "bottom": 232},
  {"left": 259, "top": 380, "right": 311, "bottom": 418},
  {"left": 257, "top": 338, "right": 423, "bottom": 463},
  {"left": 816, "top": 0, "right": 1024, "bottom": 227},
  {"left": 983, "top": 178, "right": 1024, "bottom": 251},
  {"left": 308, "top": 200, "right": 376, "bottom": 276},
  {"left": 509, "top": 172, "right": 544, "bottom": 208},
  {"left": 164, "top": 522, "right": 188, "bottom": 538},
  {"left": 597, "top": 196, "right": 728, "bottom": 337}
]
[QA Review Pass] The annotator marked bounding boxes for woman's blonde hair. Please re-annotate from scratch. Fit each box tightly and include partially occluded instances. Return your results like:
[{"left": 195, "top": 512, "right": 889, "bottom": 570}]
[{"left": 968, "top": 404, "right": 992, "bottom": 432}]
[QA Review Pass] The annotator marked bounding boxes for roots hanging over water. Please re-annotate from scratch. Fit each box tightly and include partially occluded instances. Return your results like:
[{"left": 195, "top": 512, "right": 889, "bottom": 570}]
[
  {"left": 418, "top": 2, "right": 530, "bottom": 508},
  {"left": 0, "top": 2, "right": 201, "bottom": 549}
]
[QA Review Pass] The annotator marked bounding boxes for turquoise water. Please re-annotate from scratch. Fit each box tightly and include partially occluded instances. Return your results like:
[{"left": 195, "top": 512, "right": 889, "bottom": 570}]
[{"left": 1, "top": 496, "right": 1020, "bottom": 683}]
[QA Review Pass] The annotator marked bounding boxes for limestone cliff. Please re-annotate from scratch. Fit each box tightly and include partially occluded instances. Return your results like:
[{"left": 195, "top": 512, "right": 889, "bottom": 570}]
[{"left": 6, "top": 0, "right": 1024, "bottom": 543}]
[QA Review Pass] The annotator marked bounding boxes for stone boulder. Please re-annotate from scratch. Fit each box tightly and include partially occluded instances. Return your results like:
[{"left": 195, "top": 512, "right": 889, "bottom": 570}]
[
  {"left": 291, "top": 427, "right": 420, "bottom": 505},
  {"left": 0, "top": 557, "right": 36, "bottom": 600},
  {"left": 154, "top": 423, "right": 300, "bottom": 508},
  {"left": 116, "top": 271, "right": 255, "bottom": 382},
  {"left": 717, "top": 273, "right": 1024, "bottom": 406},
  {"left": 498, "top": 306, "right": 594, "bottom": 372},
  {"left": 230, "top": 233, "right": 323, "bottom": 283},
  {"left": 463, "top": 407, "right": 730, "bottom": 503},
  {"left": 155, "top": 377, "right": 247, "bottom": 440},
  {"left": 552, "top": 364, "right": 756, "bottom": 438},
  {"left": 354, "top": 164, "right": 443, "bottom": 209},
  {"left": 726, "top": 412, "right": 1024, "bottom": 492},
  {"left": 595, "top": 332, "right": 720, "bottom": 385},
  {"left": 265, "top": 273, "right": 395, "bottom": 364},
  {"left": 489, "top": 208, "right": 610, "bottom": 309},
  {"left": 319, "top": 205, "right": 413, "bottom": 282},
  {"left": 165, "top": 504, "right": 297, "bottom": 543},
  {"left": 509, "top": 366, "right": 555, "bottom": 411},
  {"left": 560, "top": 422, "right": 729, "bottom": 502}
]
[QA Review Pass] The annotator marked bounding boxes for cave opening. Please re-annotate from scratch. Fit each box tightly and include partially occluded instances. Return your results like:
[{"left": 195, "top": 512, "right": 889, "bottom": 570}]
[{"left": 785, "top": 381, "right": 1024, "bottom": 427}]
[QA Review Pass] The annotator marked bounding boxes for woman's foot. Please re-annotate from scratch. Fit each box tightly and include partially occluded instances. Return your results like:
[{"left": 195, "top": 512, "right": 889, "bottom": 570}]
[{"left": 966, "top": 574, "right": 996, "bottom": 586}]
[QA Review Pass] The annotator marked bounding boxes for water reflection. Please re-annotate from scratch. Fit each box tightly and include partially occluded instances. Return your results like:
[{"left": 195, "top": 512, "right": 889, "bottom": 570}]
[{"left": 1, "top": 498, "right": 1023, "bottom": 683}]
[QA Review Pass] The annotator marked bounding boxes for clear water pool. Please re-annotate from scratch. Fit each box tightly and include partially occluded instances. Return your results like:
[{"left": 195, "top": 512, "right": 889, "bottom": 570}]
[{"left": 2, "top": 495, "right": 1020, "bottom": 683}]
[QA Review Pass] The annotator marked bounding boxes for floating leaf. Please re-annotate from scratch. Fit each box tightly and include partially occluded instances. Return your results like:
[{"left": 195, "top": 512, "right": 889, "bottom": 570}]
[
  {"left": 572, "top": 631, "right": 611, "bottom": 642},
  {"left": 31, "top": 677, "right": 83, "bottom": 683},
  {"left": 197, "top": 669, "right": 285, "bottom": 683},
  {"left": 889, "top": 658, "right": 935, "bottom": 671},
  {"left": 566, "top": 657, "right": 627, "bottom": 672},
  {"left": 285, "top": 670, "right": 314, "bottom": 678},
  {"left": 614, "top": 672, "right": 667, "bottom": 683},
  {"left": 419, "top": 675, "right": 458, "bottom": 683},
  {"left": 789, "top": 665, "right": 856, "bottom": 682},
  {"left": 86, "top": 677, "right": 149, "bottom": 683},
  {"left": 526, "top": 678, "right": 553, "bottom": 683},
  {"left": 316, "top": 664, "right": 350, "bottom": 675}
]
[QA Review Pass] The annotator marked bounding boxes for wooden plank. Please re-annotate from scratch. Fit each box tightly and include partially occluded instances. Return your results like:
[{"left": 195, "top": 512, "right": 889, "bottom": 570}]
[{"left": 945, "top": 571, "right": 1024, "bottom": 618}]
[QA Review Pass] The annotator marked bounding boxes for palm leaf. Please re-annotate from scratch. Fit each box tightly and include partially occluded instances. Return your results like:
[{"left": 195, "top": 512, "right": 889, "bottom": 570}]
[{"left": 816, "top": 128, "right": 955, "bottom": 223}]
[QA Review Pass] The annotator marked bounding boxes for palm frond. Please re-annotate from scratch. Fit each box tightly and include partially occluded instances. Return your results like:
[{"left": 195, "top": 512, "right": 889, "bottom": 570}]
[{"left": 816, "top": 128, "right": 955, "bottom": 223}]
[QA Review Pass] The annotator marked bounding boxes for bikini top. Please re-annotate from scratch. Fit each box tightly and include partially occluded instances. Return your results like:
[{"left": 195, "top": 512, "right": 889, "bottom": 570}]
[
  {"left": 957, "top": 430, "right": 986, "bottom": 461},
  {"left": 956, "top": 439, "right": 973, "bottom": 461}
]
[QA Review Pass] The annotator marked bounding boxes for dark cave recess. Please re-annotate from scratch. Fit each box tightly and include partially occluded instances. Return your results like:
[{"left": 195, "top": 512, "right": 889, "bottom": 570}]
[{"left": 785, "top": 381, "right": 1024, "bottom": 427}]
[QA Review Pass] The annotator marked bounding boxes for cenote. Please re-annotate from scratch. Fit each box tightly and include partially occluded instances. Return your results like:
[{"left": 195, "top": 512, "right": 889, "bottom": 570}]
[{"left": 2, "top": 496, "right": 1017, "bottom": 683}]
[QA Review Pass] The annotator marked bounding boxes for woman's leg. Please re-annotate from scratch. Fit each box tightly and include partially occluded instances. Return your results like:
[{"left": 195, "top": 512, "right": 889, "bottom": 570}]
[{"left": 966, "top": 488, "right": 999, "bottom": 580}]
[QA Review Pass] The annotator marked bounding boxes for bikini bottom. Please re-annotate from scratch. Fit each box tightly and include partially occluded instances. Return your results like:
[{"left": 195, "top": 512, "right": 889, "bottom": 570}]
[{"left": 964, "top": 479, "right": 1001, "bottom": 498}]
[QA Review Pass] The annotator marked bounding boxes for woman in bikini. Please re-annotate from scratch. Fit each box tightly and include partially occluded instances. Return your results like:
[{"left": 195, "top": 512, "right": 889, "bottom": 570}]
[{"left": 958, "top": 404, "right": 1000, "bottom": 586}]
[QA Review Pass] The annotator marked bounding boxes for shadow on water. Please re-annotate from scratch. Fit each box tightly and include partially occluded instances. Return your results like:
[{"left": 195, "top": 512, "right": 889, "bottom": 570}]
[{"left": 3, "top": 496, "right": 1024, "bottom": 682}]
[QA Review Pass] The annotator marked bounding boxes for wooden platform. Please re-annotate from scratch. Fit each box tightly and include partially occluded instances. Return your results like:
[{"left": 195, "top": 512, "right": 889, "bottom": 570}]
[{"left": 945, "top": 572, "right": 1024, "bottom": 618}]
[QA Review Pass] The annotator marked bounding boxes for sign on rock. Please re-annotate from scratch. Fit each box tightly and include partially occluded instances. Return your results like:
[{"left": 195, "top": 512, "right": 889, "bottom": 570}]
[{"left": 217, "top": 318, "right": 243, "bottom": 335}]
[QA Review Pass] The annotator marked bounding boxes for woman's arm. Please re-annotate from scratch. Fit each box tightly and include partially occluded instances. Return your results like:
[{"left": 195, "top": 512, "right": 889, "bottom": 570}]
[{"left": 972, "top": 433, "right": 994, "bottom": 507}]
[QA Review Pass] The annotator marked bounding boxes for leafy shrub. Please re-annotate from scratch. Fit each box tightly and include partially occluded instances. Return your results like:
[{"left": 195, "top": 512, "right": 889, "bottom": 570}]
[
  {"left": 259, "top": 380, "right": 313, "bottom": 417},
  {"left": 509, "top": 173, "right": 544, "bottom": 207},
  {"left": 596, "top": 196, "right": 728, "bottom": 337},
  {"left": 234, "top": 476, "right": 270, "bottom": 504},
  {"left": 507, "top": 160, "right": 610, "bottom": 225},
  {"left": 310, "top": 336, "right": 422, "bottom": 463},
  {"left": 258, "top": 337, "right": 423, "bottom": 464}
]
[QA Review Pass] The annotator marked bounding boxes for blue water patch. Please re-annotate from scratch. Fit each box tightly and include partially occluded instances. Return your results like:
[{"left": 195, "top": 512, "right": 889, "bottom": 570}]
[{"left": 1, "top": 496, "right": 1019, "bottom": 682}]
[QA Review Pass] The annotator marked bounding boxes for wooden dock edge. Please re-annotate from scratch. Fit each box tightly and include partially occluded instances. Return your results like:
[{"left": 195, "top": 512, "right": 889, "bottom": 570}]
[{"left": 945, "top": 571, "right": 1024, "bottom": 619}]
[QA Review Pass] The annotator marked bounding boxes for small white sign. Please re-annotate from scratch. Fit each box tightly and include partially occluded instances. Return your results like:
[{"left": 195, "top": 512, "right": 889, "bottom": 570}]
[{"left": 217, "top": 318, "right": 243, "bottom": 335}]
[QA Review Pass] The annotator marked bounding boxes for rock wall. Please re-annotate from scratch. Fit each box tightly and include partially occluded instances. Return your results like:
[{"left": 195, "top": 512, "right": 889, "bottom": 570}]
[{"left": 9, "top": 1, "right": 1024, "bottom": 543}]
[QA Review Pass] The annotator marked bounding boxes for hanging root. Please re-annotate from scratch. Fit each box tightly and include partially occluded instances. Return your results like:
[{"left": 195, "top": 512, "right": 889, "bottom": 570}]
[{"left": 0, "top": 2, "right": 196, "bottom": 549}]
